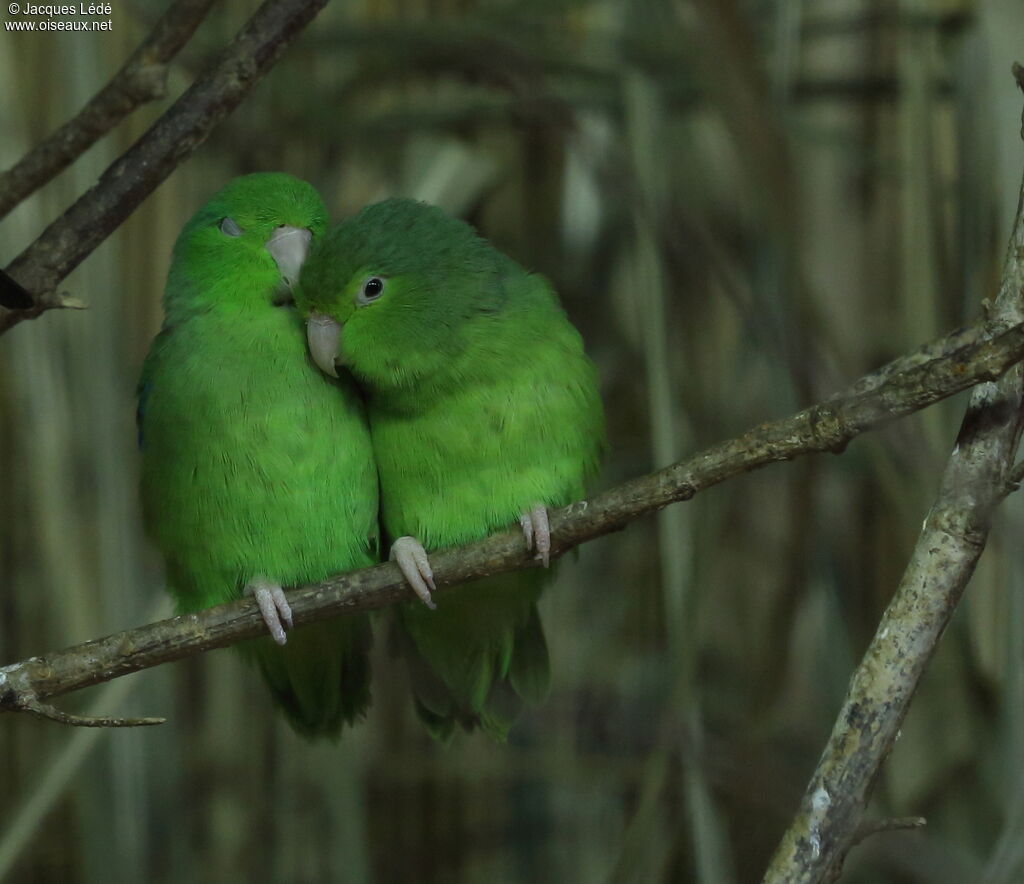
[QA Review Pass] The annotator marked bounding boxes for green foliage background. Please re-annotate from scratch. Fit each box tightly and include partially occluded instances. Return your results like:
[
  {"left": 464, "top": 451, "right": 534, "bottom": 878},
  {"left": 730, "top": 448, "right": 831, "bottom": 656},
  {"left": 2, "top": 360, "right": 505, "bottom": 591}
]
[{"left": 2, "top": 0, "right": 1024, "bottom": 881}]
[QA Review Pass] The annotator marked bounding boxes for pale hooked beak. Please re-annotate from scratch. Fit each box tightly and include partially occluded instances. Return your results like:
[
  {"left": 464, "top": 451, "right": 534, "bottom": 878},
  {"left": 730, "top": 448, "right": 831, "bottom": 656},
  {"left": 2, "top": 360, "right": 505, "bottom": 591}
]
[
  {"left": 265, "top": 225, "right": 312, "bottom": 289},
  {"left": 306, "top": 314, "right": 341, "bottom": 378}
]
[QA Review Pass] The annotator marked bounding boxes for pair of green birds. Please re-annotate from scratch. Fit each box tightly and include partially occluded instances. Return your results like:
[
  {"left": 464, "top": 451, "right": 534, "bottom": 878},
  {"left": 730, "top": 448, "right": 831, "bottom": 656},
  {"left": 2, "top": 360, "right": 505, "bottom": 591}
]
[{"left": 138, "top": 173, "right": 605, "bottom": 740}]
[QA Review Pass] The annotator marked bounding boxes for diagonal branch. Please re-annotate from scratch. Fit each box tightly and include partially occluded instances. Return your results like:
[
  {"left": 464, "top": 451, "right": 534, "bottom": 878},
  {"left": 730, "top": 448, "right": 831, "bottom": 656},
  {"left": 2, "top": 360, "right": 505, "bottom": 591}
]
[
  {"left": 763, "top": 63, "right": 1024, "bottom": 884},
  {"left": 0, "top": 0, "right": 329, "bottom": 334},
  {"left": 0, "top": 0, "right": 217, "bottom": 229},
  {"left": 0, "top": 268, "right": 33, "bottom": 310},
  {"left": 3, "top": 308, "right": 1024, "bottom": 722}
]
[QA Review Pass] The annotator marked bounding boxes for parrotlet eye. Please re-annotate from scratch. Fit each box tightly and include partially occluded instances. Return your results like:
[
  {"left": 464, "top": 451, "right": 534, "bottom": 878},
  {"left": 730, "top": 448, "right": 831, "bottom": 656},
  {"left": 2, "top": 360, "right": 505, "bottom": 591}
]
[
  {"left": 219, "top": 217, "right": 243, "bottom": 237},
  {"left": 358, "top": 276, "right": 386, "bottom": 305}
]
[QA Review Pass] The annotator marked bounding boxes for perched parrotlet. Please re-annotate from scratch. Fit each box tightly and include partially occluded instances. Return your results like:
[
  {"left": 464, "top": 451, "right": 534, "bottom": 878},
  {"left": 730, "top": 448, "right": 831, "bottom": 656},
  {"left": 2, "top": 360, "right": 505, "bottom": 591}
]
[
  {"left": 138, "top": 173, "right": 380, "bottom": 739},
  {"left": 295, "top": 199, "right": 605, "bottom": 740}
]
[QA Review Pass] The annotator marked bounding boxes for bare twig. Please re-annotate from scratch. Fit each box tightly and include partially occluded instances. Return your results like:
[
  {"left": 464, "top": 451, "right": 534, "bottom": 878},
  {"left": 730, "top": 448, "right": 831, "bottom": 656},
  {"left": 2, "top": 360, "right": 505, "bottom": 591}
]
[
  {"left": 5, "top": 693, "right": 164, "bottom": 728},
  {"left": 763, "top": 66, "right": 1024, "bottom": 884},
  {"left": 2, "top": 310, "right": 1024, "bottom": 724},
  {"left": 0, "top": 0, "right": 329, "bottom": 335},
  {"left": 850, "top": 816, "right": 926, "bottom": 849},
  {"left": 1004, "top": 458, "right": 1024, "bottom": 496},
  {"left": 0, "top": 0, "right": 217, "bottom": 222}
]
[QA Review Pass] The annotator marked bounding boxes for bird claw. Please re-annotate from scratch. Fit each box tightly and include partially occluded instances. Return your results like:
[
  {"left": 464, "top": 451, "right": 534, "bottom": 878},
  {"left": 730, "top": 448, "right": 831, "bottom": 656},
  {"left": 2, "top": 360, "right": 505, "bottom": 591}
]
[
  {"left": 248, "top": 578, "right": 293, "bottom": 645},
  {"left": 520, "top": 503, "right": 551, "bottom": 568},
  {"left": 390, "top": 536, "right": 437, "bottom": 610}
]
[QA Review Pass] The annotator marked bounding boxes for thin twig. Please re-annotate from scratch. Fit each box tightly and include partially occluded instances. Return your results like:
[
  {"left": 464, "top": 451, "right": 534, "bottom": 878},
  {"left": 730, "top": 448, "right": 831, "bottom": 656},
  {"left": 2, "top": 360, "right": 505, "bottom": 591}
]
[
  {"left": 0, "top": 0, "right": 329, "bottom": 335},
  {"left": 6, "top": 693, "right": 164, "bottom": 728},
  {"left": 0, "top": 0, "right": 217, "bottom": 222},
  {"left": 763, "top": 66, "right": 1024, "bottom": 884},
  {"left": 1004, "top": 458, "right": 1024, "bottom": 497},
  {"left": 849, "top": 816, "right": 926, "bottom": 849},
  {"left": 2, "top": 310, "right": 1024, "bottom": 724}
]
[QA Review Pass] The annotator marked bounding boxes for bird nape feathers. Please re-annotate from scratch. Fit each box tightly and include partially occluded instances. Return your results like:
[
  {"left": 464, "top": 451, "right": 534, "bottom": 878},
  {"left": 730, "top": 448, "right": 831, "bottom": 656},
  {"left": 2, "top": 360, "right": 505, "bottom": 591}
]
[
  {"left": 138, "top": 173, "right": 380, "bottom": 739},
  {"left": 296, "top": 198, "right": 606, "bottom": 740}
]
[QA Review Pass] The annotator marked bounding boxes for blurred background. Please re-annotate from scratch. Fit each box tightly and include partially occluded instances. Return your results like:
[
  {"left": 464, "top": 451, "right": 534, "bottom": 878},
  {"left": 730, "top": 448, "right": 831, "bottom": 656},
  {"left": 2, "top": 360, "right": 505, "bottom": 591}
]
[{"left": 2, "top": 0, "right": 1024, "bottom": 881}]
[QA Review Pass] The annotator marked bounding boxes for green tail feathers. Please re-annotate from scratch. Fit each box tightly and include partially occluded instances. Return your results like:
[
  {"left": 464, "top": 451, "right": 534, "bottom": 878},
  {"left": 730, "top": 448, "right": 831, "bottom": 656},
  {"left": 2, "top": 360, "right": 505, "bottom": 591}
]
[
  {"left": 392, "top": 572, "right": 551, "bottom": 741},
  {"left": 242, "top": 617, "right": 373, "bottom": 740}
]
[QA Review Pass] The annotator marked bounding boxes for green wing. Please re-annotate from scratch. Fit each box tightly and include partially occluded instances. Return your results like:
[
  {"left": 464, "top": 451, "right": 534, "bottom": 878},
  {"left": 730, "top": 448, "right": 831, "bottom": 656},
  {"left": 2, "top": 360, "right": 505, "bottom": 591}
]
[
  {"left": 376, "top": 275, "right": 605, "bottom": 740},
  {"left": 139, "top": 309, "right": 380, "bottom": 738}
]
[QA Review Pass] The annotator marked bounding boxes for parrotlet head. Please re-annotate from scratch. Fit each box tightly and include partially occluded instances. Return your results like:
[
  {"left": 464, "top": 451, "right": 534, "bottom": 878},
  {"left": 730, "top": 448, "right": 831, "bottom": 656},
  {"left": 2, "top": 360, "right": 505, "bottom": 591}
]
[
  {"left": 164, "top": 173, "right": 328, "bottom": 320},
  {"left": 296, "top": 198, "right": 510, "bottom": 389}
]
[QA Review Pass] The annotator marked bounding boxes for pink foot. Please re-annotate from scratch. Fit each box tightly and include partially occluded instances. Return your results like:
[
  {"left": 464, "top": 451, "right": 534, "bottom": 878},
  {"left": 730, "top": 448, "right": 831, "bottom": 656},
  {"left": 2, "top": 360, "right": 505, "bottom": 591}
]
[
  {"left": 390, "top": 536, "right": 437, "bottom": 610},
  {"left": 519, "top": 503, "right": 551, "bottom": 567},
  {"left": 248, "top": 578, "right": 293, "bottom": 645}
]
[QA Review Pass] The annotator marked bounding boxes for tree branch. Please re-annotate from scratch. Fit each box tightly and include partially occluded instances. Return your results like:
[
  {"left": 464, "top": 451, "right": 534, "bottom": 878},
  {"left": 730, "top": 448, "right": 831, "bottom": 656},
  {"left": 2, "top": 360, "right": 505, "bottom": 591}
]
[
  {"left": 0, "top": 0, "right": 217, "bottom": 229},
  {"left": 763, "top": 63, "right": 1024, "bottom": 884},
  {"left": 3, "top": 308, "right": 1024, "bottom": 723},
  {"left": 0, "top": 0, "right": 329, "bottom": 334},
  {"left": 0, "top": 269, "right": 33, "bottom": 310}
]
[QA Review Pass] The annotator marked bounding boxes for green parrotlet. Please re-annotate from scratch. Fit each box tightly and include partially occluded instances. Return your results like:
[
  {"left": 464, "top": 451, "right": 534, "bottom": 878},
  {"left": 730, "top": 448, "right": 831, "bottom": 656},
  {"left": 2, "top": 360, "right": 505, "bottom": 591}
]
[
  {"left": 295, "top": 198, "right": 605, "bottom": 740},
  {"left": 138, "top": 173, "right": 379, "bottom": 739}
]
